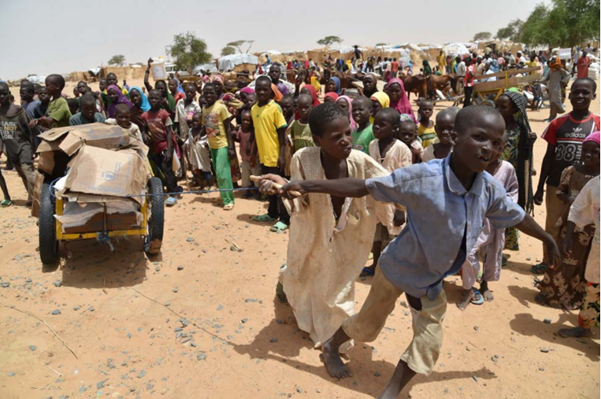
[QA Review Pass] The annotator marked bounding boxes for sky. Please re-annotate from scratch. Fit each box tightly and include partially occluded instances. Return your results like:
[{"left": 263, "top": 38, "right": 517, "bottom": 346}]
[{"left": 0, "top": 0, "right": 544, "bottom": 80}]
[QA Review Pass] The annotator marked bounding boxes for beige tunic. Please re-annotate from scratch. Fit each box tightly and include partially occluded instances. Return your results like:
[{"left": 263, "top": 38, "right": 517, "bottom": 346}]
[
  {"left": 281, "top": 147, "right": 388, "bottom": 351},
  {"left": 369, "top": 139, "right": 412, "bottom": 235}
]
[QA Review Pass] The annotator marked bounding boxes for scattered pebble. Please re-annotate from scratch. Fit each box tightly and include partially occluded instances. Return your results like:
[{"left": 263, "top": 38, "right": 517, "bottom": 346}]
[
  {"left": 97, "top": 379, "right": 108, "bottom": 389},
  {"left": 173, "top": 287, "right": 179, "bottom": 293},
  {"left": 473, "top": 376, "right": 479, "bottom": 383},
  {"left": 197, "top": 353, "right": 207, "bottom": 361},
  {"left": 137, "top": 370, "right": 146, "bottom": 378},
  {"left": 29, "top": 345, "right": 37, "bottom": 351},
  {"left": 473, "top": 326, "right": 479, "bottom": 331},
  {"left": 540, "top": 347, "right": 550, "bottom": 353},
  {"left": 187, "top": 237, "right": 195, "bottom": 242},
  {"left": 52, "top": 280, "right": 62, "bottom": 287},
  {"left": 543, "top": 318, "right": 552, "bottom": 324},
  {"left": 539, "top": 367, "right": 546, "bottom": 371},
  {"left": 297, "top": 387, "right": 303, "bottom": 393},
  {"left": 270, "top": 338, "right": 278, "bottom": 343},
  {"left": 1, "top": 282, "right": 10, "bottom": 288},
  {"left": 216, "top": 304, "right": 223, "bottom": 310},
  {"left": 241, "top": 318, "right": 248, "bottom": 323},
  {"left": 87, "top": 306, "right": 95, "bottom": 312},
  {"left": 8, "top": 372, "right": 15, "bottom": 377},
  {"left": 374, "top": 372, "right": 381, "bottom": 377},
  {"left": 177, "top": 266, "right": 184, "bottom": 271},
  {"left": 51, "top": 309, "right": 61, "bottom": 315}
]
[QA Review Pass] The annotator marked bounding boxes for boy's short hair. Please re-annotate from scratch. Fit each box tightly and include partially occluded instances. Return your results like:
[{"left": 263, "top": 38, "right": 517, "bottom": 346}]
[
  {"left": 115, "top": 103, "right": 131, "bottom": 114},
  {"left": 47, "top": 74, "right": 65, "bottom": 90},
  {"left": 280, "top": 94, "right": 293, "bottom": 104},
  {"left": 353, "top": 96, "right": 372, "bottom": 108},
  {"left": 418, "top": 99, "right": 433, "bottom": 108},
  {"left": 573, "top": 77, "right": 597, "bottom": 92},
  {"left": 80, "top": 93, "right": 96, "bottom": 106},
  {"left": 376, "top": 108, "right": 400, "bottom": 125},
  {"left": 436, "top": 106, "right": 460, "bottom": 123},
  {"left": 67, "top": 98, "right": 79, "bottom": 109},
  {"left": 203, "top": 82, "right": 215, "bottom": 91},
  {"left": 455, "top": 105, "right": 502, "bottom": 135},
  {"left": 256, "top": 75, "right": 271, "bottom": 86},
  {"left": 0, "top": 81, "right": 8, "bottom": 91},
  {"left": 309, "top": 102, "right": 348, "bottom": 138}
]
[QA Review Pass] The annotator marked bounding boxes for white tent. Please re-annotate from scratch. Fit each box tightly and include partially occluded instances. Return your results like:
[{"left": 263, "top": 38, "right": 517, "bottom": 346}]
[
  {"left": 217, "top": 54, "right": 259, "bottom": 71},
  {"left": 443, "top": 43, "right": 470, "bottom": 57}
]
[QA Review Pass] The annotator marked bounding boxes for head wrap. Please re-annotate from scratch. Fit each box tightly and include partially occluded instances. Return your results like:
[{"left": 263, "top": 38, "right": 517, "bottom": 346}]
[
  {"left": 129, "top": 86, "right": 150, "bottom": 112},
  {"left": 329, "top": 77, "right": 341, "bottom": 95},
  {"left": 271, "top": 83, "right": 283, "bottom": 102},
  {"left": 300, "top": 84, "right": 320, "bottom": 107},
  {"left": 337, "top": 95, "right": 357, "bottom": 131},
  {"left": 503, "top": 90, "right": 535, "bottom": 214},
  {"left": 324, "top": 92, "right": 339, "bottom": 102},
  {"left": 107, "top": 84, "right": 133, "bottom": 118},
  {"left": 584, "top": 131, "right": 600, "bottom": 146},
  {"left": 371, "top": 92, "right": 390, "bottom": 108},
  {"left": 240, "top": 87, "right": 255, "bottom": 95},
  {"left": 386, "top": 79, "right": 416, "bottom": 122}
]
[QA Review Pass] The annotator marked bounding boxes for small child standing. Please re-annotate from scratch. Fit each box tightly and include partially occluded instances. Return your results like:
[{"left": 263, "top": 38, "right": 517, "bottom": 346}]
[
  {"left": 202, "top": 83, "right": 236, "bottom": 210},
  {"left": 0, "top": 82, "right": 36, "bottom": 206},
  {"left": 288, "top": 94, "right": 315, "bottom": 154},
  {"left": 188, "top": 112, "right": 213, "bottom": 189},
  {"left": 397, "top": 117, "right": 423, "bottom": 164},
  {"left": 422, "top": 107, "right": 459, "bottom": 162},
  {"left": 417, "top": 99, "right": 436, "bottom": 148},
  {"left": 363, "top": 108, "right": 412, "bottom": 277},
  {"left": 280, "top": 95, "right": 296, "bottom": 126},
  {"left": 351, "top": 96, "right": 376, "bottom": 155},
  {"left": 175, "top": 84, "right": 201, "bottom": 144},
  {"left": 142, "top": 89, "right": 182, "bottom": 206},
  {"left": 458, "top": 131, "right": 518, "bottom": 309},
  {"left": 235, "top": 109, "right": 260, "bottom": 199}
]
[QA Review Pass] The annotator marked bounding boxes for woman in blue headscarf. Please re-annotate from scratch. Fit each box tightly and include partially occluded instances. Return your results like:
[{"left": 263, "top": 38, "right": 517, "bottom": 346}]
[
  {"left": 327, "top": 76, "right": 341, "bottom": 95},
  {"left": 128, "top": 86, "right": 150, "bottom": 135},
  {"left": 490, "top": 59, "right": 500, "bottom": 73}
]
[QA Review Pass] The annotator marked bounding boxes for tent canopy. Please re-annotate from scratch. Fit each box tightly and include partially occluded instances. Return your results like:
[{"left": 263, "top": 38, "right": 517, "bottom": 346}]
[{"left": 218, "top": 54, "right": 259, "bottom": 71}]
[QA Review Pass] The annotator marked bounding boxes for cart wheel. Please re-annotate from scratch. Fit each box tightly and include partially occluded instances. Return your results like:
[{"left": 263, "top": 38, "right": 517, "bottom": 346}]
[
  {"left": 144, "top": 177, "right": 164, "bottom": 256},
  {"left": 39, "top": 183, "right": 59, "bottom": 264}
]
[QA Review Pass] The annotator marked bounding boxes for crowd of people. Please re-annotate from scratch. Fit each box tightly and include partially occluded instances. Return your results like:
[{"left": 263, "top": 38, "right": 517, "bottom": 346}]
[{"left": 0, "top": 45, "right": 599, "bottom": 398}]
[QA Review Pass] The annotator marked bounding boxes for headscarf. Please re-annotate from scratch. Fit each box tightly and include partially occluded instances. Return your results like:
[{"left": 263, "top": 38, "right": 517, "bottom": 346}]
[
  {"left": 422, "top": 60, "right": 432, "bottom": 76},
  {"left": 271, "top": 83, "right": 283, "bottom": 102},
  {"left": 130, "top": 86, "right": 150, "bottom": 112},
  {"left": 386, "top": 79, "right": 416, "bottom": 122},
  {"left": 549, "top": 57, "right": 563, "bottom": 71},
  {"left": 584, "top": 131, "right": 600, "bottom": 146},
  {"left": 107, "top": 84, "right": 133, "bottom": 118},
  {"left": 329, "top": 77, "right": 341, "bottom": 95},
  {"left": 211, "top": 75, "right": 225, "bottom": 84},
  {"left": 371, "top": 92, "right": 390, "bottom": 108},
  {"left": 300, "top": 84, "right": 320, "bottom": 107},
  {"left": 324, "top": 92, "right": 339, "bottom": 102},
  {"left": 155, "top": 80, "right": 176, "bottom": 110},
  {"left": 240, "top": 87, "right": 255, "bottom": 95},
  {"left": 503, "top": 90, "right": 534, "bottom": 214},
  {"left": 337, "top": 95, "right": 357, "bottom": 131}
]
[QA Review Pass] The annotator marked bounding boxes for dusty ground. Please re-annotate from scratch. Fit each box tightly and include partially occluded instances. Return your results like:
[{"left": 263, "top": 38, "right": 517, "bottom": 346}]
[{"left": 1, "top": 79, "right": 599, "bottom": 399}]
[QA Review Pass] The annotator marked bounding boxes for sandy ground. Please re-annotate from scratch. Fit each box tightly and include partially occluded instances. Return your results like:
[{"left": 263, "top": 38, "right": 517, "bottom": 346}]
[{"left": 1, "top": 79, "right": 599, "bottom": 399}]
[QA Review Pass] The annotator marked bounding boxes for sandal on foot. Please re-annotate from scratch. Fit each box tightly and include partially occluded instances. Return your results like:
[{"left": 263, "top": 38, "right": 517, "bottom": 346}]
[
  {"left": 360, "top": 267, "right": 375, "bottom": 277},
  {"left": 270, "top": 221, "right": 289, "bottom": 233},
  {"left": 530, "top": 262, "right": 548, "bottom": 275},
  {"left": 471, "top": 289, "right": 484, "bottom": 305},
  {"left": 223, "top": 203, "right": 234, "bottom": 211},
  {"left": 1, "top": 199, "right": 13, "bottom": 207},
  {"left": 252, "top": 214, "right": 278, "bottom": 222},
  {"left": 502, "top": 254, "right": 508, "bottom": 267},
  {"left": 165, "top": 196, "right": 178, "bottom": 207}
]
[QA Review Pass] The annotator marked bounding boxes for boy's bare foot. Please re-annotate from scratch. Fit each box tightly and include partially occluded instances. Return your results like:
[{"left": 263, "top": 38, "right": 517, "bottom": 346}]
[
  {"left": 558, "top": 327, "right": 592, "bottom": 338},
  {"left": 321, "top": 329, "right": 352, "bottom": 379},
  {"left": 457, "top": 288, "right": 473, "bottom": 310},
  {"left": 481, "top": 281, "right": 493, "bottom": 301}
]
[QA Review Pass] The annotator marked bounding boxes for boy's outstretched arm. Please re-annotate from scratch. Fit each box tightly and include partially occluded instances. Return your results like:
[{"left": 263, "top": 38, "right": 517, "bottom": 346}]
[
  {"left": 282, "top": 178, "right": 369, "bottom": 198},
  {"left": 515, "top": 214, "right": 561, "bottom": 265}
]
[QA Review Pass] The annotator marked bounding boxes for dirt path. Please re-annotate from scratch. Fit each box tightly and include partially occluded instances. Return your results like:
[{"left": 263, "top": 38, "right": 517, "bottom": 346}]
[{"left": 1, "top": 81, "right": 599, "bottom": 399}]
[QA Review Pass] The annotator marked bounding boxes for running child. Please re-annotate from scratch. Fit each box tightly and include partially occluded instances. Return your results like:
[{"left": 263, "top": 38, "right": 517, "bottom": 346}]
[{"left": 273, "top": 105, "right": 560, "bottom": 399}]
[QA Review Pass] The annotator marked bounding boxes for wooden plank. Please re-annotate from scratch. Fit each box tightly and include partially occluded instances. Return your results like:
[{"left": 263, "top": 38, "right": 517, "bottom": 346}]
[
  {"left": 474, "top": 77, "right": 518, "bottom": 93},
  {"left": 473, "top": 66, "right": 541, "bottom": 81}
]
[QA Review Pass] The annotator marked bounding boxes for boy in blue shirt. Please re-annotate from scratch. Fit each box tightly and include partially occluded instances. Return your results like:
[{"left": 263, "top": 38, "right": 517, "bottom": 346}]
[{"left": 260, "top": 105, "right": 560, "bottom": 398}]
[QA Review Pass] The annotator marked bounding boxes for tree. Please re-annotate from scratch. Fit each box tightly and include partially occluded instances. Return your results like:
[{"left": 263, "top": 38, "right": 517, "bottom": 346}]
[
  {"left": 317, "top": 36, "right": 343, "bottom": 48},
  {"left": 108, "top": 54, "right": 126, "bottom": 66},
  {"left": 496, "top": 19, "right": 523, "bottom": 41},
  {"left": 226, "top": 40, "right": 255, "bottom": 54},
  {"left": 473, "top": 32, "right": 492, "bottom": 41},
  {"left": 221, "top": 46, "right": 236, "bottom": 56},
  {"left": 165, "top": 32, "right": 213, "bottom": 75}
]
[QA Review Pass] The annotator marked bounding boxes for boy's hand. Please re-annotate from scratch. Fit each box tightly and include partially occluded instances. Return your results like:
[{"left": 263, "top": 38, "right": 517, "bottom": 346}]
[
  {"left": 561, "top": 234, "right": 574, "bottom": 258},
  {"left": 228, "top": 147, "right": 237, "bottom": 160},
  {"left": 277, "top": 154, "right": 285, "bottom": 170},
  {"left": 545, "top": 236, "right": 561, "bottom": 268},
  {"left": 533, "top": 188, "right": 544, "bottom": 205},
  {"left": 29, "top": 119, "right": 39, "bottom": 128},
  {"left": 256, "top": 174, "right": 287, "bottom": 195},
  {"left": 147, "top": 58, "right": 153, "bottom": 68}
]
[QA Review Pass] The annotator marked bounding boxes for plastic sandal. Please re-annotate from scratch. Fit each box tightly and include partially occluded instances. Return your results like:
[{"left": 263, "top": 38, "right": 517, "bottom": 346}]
[
  {"left": 165, "top": 196, "right": 178, "bottom": 207},
  {"left": 223, "top": 203, "right": 234, "bottom": 211},
  {"left": 252, "top": 214, "right": 278, "bottom": 222},
  {"left": 471, "top": 289, "right": 484, "bottom": 305},
  {"left": 530, "top": 262, "right": 548, "bottom": 275},
  {"left": 270, "top": 221, "right": 289, "bottom": 233},
  {"left": 360, "top": 267, "right": 375, "bottom": 277},
  {"left": 0, "top": 199, "right": 13, "bottom": 207}
]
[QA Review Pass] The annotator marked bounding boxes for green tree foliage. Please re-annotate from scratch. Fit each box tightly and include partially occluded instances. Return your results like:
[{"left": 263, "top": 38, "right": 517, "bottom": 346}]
[
  {"left": 473, "top": 32, "right": 492, "bottom": 41},
  {"left": 520, "top": 0, "right": 600, "bottom": 47},
  {"left": 496, "top": 19, "right": 524, "bottom": 41},
  {"left": 317, "top": 36, "right": 343, "bottom": 47},
  {"left": 221, "top": 46, "right": 236, "bottom": 56},
  {"left": 108, "top": 54, "right": 126, "bottom": 66},
  {"left": 166, "top": 32, "right": 212, "bottom": 75}
]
